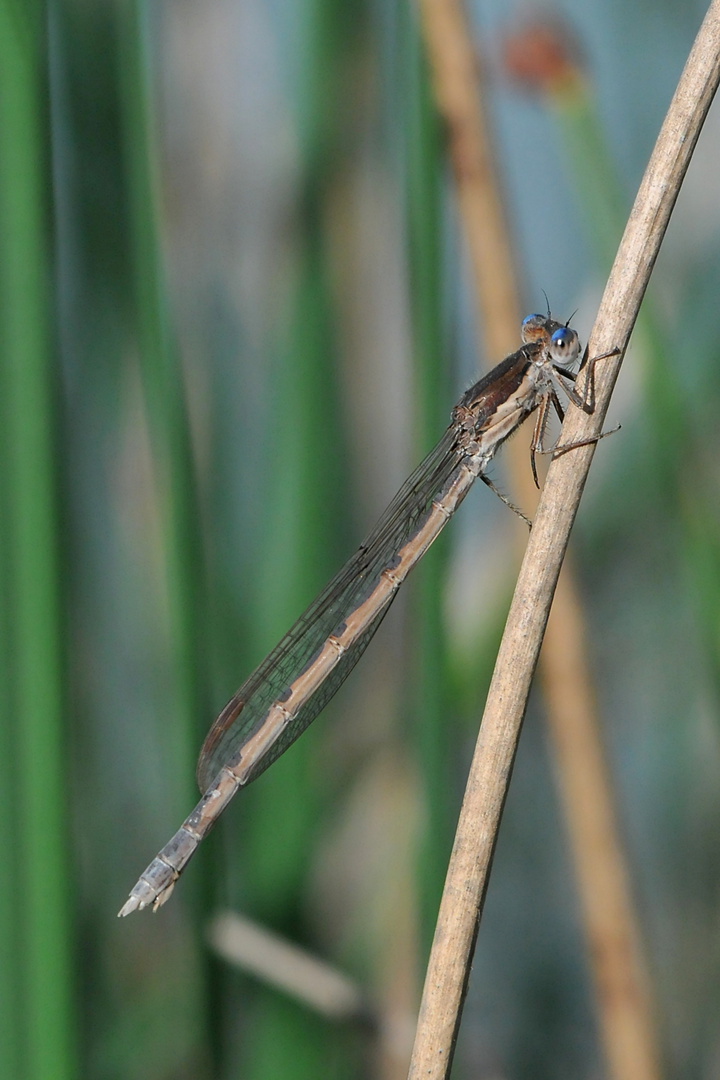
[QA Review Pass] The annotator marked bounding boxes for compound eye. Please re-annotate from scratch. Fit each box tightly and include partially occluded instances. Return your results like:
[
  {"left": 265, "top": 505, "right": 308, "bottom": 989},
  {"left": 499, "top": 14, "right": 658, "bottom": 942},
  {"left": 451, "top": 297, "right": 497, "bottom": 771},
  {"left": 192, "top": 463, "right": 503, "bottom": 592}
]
[
  {"left": 551, "top": 327, "right": 572, "bottom": 350},
  {"left": 521, "top": 313, "right": 549, "bottom": 344},
  {"left": 550, "top": 326, "right": 580, "bottom": 363}
]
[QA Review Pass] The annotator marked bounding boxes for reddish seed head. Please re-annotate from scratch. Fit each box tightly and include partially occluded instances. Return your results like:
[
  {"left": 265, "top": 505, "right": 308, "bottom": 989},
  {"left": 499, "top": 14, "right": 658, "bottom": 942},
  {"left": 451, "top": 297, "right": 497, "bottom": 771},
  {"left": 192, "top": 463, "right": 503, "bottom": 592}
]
[{"left": 502, "top": 19, "right": 584, "bottom": 96}]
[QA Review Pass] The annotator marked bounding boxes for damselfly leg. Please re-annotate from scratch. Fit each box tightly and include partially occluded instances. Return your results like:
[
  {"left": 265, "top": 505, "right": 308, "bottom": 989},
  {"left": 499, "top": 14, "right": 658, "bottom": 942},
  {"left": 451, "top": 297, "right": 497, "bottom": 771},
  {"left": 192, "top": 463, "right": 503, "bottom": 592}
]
[{"left": 530, "top": 343, "right": 621, "bottom": 480}]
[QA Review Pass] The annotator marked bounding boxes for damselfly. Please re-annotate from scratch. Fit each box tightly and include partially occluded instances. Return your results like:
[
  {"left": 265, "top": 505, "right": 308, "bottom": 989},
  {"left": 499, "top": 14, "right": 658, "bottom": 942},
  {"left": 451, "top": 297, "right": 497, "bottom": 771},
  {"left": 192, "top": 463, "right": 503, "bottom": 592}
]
[{"left": 120, "top": 313, "right": 612, "bottom": 915}]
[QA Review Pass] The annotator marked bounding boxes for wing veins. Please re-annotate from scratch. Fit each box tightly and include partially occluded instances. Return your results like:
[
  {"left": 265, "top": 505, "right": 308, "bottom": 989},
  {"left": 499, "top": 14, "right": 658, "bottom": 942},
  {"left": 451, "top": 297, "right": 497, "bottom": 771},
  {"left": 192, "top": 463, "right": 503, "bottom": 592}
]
[{"left": 196, "top": 425, "right": 464, "bottom": 790}]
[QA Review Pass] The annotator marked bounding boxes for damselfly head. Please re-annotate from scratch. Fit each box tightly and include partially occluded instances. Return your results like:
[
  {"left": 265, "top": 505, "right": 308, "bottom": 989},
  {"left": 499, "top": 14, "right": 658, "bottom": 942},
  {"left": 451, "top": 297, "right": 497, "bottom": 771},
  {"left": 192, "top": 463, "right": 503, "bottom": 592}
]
[
  {"left": 548, "top": 325, "right": 580, "bottom": 366},
  {"left": 521, "top": 311, "right": 568, "bottom": 347}
]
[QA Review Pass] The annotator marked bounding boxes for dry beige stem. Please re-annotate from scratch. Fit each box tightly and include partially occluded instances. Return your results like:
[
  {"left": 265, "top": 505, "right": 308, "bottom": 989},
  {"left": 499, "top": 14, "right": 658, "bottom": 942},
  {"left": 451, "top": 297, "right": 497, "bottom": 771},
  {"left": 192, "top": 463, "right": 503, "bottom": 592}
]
[
  {"left": 417, "top": 1, "right": 662, "bottom": 1077},
  {"left": 409, "top": 4, "right": 720, "bottom": 1077}
]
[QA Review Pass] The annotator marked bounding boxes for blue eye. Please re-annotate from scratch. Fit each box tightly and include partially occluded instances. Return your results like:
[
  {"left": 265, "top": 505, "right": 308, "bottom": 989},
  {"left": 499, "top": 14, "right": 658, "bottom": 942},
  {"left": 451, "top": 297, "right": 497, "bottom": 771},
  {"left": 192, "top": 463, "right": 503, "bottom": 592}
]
[
  {"left": 549, "top": 325, "right": 580, "bottom": 364},
  {"left": 522, "top": 314, "right": 544, "bottom": 327},
  {"left": 551, "top": 328, "right": 573, "bottom": 348}
]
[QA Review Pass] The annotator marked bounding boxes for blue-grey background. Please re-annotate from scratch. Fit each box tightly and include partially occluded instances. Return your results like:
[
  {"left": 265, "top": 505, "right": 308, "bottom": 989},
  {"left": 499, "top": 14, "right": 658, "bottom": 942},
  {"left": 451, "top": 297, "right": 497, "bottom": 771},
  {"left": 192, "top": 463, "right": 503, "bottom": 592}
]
[{"left": 6, "top": 1, "right": 720, "bottom": 1077}]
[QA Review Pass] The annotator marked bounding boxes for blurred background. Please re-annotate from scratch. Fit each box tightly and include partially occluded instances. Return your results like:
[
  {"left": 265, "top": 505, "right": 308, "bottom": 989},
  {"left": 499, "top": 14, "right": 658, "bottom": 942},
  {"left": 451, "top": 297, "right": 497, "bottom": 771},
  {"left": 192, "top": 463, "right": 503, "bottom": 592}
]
[{"left": 2, "top": 0, "right": 720, "bottom": 1078}]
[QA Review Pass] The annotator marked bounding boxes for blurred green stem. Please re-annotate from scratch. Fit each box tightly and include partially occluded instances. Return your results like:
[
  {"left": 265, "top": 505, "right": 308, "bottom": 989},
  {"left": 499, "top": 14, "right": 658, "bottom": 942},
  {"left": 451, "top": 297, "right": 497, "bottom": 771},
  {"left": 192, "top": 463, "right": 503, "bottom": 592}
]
[
  {"left": 0, "top": 3, "right": 77, "bottom": 1078},
  {"left": 114, "top": 0, "right": 215, "bottom": 1067},
  {"left": 116, "top": 0, "right": 208, "bottom": 816},
  {"left": 404, "top": 10, "right": 453, "bottom": 956}
]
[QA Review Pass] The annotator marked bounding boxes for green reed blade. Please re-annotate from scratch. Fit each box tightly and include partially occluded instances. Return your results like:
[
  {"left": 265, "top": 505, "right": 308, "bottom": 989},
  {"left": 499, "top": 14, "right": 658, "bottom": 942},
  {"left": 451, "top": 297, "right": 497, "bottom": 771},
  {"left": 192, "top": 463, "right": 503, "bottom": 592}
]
[{"left": 0, "top": 4, "right": 77, "bottom": 1078}]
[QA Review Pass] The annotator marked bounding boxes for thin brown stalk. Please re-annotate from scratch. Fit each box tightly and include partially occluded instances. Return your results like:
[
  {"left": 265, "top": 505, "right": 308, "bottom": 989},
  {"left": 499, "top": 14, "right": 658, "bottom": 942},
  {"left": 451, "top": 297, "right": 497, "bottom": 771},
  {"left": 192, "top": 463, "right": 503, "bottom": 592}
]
[
  {"left": 417, "top": 2, "right": 662, "bottom": 1078},
  {"left": 409, "top": 4, "right": 720, "bottom": 1077},
  {"left": 541, "top": 573, "right": 659, "bottom": 1080},
  {"left": 418, "top": 0, "right": 520, "bottom": 358}
]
